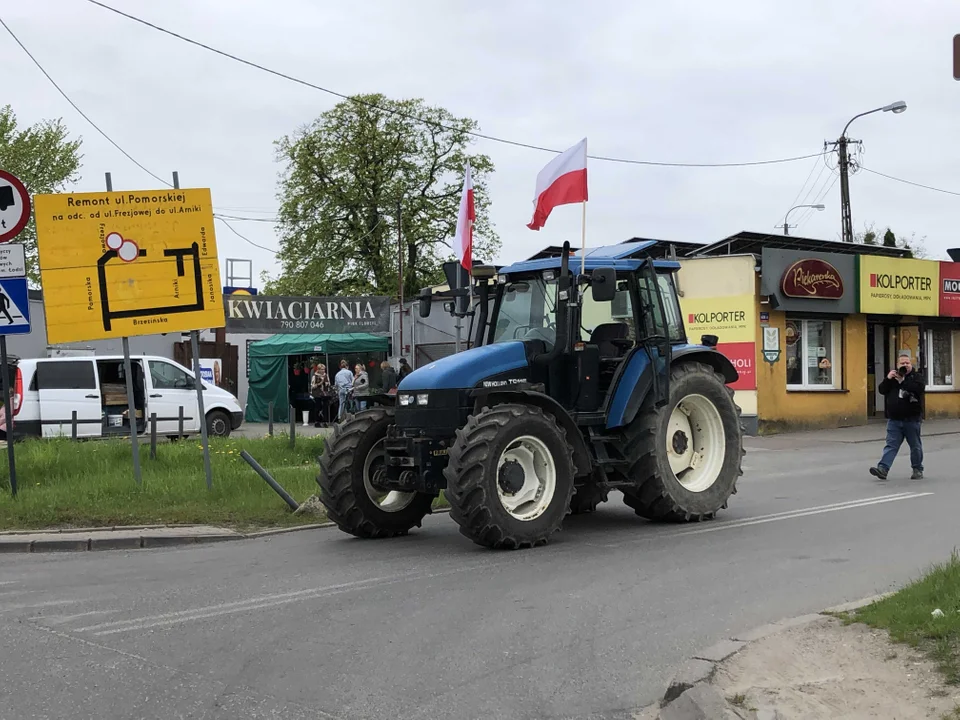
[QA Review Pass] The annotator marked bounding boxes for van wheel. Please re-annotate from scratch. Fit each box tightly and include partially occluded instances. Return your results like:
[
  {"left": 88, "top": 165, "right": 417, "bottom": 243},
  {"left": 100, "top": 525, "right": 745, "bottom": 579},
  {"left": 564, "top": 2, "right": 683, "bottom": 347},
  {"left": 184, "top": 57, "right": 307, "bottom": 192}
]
[{"left": 206, "top": 410, "right": 231, "bottom": 438}]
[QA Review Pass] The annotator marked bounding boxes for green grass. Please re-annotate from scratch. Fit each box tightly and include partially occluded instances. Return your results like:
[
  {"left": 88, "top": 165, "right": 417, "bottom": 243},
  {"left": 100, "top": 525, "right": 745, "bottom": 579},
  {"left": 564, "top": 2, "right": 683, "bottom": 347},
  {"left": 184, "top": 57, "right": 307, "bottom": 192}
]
[
  {"left": 0, "top": 436, "right": 327, "bottom": 531},
  {"left": 846, "top": 551, "right": 960, "bottom": 687}
]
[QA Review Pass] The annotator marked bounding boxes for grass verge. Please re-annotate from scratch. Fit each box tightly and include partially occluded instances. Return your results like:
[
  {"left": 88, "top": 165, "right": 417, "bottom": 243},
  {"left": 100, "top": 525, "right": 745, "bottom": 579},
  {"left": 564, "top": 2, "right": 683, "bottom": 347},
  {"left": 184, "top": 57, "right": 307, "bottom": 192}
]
[
  {"left": 843, "top": 550, "right": 960, "bottom": 688},
  {"left": 0, "top": 436, "right": 326, "bottom": 531}
]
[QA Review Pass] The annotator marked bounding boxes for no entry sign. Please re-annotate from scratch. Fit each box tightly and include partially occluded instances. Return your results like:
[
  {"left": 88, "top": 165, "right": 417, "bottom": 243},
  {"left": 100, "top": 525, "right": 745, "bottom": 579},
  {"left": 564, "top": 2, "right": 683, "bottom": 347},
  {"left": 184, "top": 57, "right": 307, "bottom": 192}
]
[{"left": 0, "top": 170, "right": 31, "bottom": 244}]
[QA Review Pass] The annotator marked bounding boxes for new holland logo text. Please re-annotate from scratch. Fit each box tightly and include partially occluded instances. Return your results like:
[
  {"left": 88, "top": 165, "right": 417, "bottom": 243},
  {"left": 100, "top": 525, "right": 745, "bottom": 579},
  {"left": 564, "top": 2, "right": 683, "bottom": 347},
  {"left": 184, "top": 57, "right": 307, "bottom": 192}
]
[
  {"left": 869, "top": 273, "right": 932, "bottom": 291},
  {"left": 687, "top": 310, "right": 746, "bottom": 325}
]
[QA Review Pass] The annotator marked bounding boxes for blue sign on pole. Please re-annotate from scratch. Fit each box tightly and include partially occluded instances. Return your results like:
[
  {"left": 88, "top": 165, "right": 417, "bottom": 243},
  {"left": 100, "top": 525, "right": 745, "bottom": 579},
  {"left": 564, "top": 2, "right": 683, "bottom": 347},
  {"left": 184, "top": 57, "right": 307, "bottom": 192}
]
[{"left": 0, "top": 277, "right": 31, "bottom": 335}]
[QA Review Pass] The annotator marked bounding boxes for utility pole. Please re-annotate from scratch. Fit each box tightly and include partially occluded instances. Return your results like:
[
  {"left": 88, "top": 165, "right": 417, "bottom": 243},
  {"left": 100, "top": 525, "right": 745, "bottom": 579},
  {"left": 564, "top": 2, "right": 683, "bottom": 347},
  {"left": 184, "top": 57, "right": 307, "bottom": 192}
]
[
  {"left": 397, "top": 200, "right": 403, "bottom": 358},
  {"left": 837, "top": 136, "right": 853, "bottom": 243},
  {"left": 828, "top": 101, "right": 907, "bottom": 243}
]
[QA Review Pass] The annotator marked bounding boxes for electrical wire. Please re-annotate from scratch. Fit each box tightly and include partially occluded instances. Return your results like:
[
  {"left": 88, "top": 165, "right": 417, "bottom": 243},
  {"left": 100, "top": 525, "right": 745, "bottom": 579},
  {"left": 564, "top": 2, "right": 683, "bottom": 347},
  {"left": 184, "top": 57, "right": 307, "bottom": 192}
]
[
  {"left": 0, "top": 15, "right": 173, "bottom": 189},
  {"left": 778, "top": 151, "right": 826, "bottom": 226},
  {"left": 794, "top": 173, "right": 839, "bottom": 229},
  {"left": 82, "top": 0, "right": 824, "bottom": 169},
  {"left": 860, "top": 167, "right": 960, "bottom": 198},
  {"left": 214, "top": 216, "right": 278, "bottom": 253}
]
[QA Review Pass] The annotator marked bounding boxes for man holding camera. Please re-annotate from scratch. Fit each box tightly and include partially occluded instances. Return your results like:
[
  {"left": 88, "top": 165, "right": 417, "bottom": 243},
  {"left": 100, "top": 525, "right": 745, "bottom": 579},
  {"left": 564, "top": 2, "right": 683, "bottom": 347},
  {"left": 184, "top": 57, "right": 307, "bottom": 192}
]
[{"left": 870, "top": 352, "right": 925, "bottom": 480}]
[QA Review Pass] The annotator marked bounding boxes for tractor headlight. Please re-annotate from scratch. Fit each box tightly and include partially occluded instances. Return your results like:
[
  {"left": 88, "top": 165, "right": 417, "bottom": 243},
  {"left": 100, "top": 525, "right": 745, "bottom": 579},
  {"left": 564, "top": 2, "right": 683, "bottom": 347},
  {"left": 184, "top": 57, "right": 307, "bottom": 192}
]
[
  {"left": 416, "top": 393, "right": 429, "bottom": 406},
  {"left": 399, "top": 394, "right": 415, "bottom": 406}
]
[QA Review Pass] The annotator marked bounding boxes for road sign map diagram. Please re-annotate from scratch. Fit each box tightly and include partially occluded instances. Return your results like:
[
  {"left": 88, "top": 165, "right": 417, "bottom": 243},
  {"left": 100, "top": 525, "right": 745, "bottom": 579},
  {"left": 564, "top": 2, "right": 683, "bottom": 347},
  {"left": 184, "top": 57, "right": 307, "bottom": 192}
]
[{"left": 34, "top": 188, "right": 224, "bottom": 345}]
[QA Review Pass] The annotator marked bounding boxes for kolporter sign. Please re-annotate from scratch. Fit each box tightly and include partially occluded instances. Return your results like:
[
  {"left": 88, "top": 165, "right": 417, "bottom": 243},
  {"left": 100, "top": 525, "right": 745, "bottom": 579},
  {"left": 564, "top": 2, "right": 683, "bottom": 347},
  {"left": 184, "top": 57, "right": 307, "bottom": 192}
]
[
  {"left": 858, "top": 256, "right": 939, "bottom": 316},
  {"left": 224, "top": 295, "right": 390, "bottom": 334},
  {"left": 680, "top": 294, "right": 756, "bottom": 391}
]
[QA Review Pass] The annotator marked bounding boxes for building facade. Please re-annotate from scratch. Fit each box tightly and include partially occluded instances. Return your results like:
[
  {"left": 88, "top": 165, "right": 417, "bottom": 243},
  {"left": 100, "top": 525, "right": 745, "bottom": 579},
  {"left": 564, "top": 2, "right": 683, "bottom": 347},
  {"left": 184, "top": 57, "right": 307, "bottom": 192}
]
[{"left": 677, "top": 233, "right": 960, "bottom": 434}]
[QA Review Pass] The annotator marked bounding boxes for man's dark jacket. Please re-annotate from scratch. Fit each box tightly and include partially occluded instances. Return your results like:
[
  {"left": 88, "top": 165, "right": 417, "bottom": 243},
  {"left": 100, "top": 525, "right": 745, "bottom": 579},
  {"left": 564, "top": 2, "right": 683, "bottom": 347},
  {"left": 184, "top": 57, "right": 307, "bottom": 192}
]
[
  {"left": 878, "top": 369, "right": 925, "bottom": 421},
  {"left": 381, "top": 366, "right": 398, "bottom": 393}
]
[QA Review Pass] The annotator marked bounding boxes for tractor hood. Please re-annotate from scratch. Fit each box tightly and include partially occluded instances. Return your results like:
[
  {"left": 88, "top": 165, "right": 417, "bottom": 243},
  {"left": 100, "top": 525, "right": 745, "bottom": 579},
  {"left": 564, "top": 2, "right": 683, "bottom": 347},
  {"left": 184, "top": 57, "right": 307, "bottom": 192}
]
[{"left": 398, "top": 342, "right": 529, "bottom": 391}]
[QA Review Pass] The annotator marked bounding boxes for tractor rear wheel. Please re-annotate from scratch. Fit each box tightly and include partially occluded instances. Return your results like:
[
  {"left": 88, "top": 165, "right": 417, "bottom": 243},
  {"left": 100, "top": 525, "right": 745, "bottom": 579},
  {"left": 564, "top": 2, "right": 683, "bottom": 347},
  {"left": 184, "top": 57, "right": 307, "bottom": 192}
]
[
  {"left": 444, "top": 404, "right": 576, "bottom": 549},
  {"left": 317, "top": 407, "right": 435, "bottom": 538},
  {"left": 620, "top": 361, "right": 744, "bottom": 522},
  {"left": 568, "top": 478, "right": 609, "bottom": 515}
]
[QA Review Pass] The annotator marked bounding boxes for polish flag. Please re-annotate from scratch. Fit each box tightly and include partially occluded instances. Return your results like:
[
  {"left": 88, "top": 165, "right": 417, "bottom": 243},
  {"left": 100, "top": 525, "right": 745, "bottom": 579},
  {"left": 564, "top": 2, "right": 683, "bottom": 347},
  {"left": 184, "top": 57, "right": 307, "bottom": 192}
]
[
  {"left": 454, "top": 162, "right": 475, "bottom": 271},
  {"left": 527, "top": 138, "right": 588, "bottom": 231}
]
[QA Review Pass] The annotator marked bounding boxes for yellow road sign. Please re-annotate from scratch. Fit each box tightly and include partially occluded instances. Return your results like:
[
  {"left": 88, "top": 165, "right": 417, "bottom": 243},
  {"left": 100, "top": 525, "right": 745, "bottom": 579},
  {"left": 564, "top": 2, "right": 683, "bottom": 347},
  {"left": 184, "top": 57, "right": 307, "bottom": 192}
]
[{"left": 34, "top": 188, "right": 224, "bottom": 344}]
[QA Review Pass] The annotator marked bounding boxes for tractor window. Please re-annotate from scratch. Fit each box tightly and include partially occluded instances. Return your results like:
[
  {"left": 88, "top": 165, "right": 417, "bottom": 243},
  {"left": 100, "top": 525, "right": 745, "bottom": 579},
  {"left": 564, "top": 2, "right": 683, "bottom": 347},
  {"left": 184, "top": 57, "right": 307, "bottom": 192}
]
[
  {"left": 580, "top": 281, "right": 636, "bottom": 344},
  {"left": 637, "top": 273, "right": 668, "bottom": 340},
  {"left": 492, "top": 276, "right": 558, "bottom": 348},
  {"left": 656, "top": 273, "right": 686, "bottom": 343}
]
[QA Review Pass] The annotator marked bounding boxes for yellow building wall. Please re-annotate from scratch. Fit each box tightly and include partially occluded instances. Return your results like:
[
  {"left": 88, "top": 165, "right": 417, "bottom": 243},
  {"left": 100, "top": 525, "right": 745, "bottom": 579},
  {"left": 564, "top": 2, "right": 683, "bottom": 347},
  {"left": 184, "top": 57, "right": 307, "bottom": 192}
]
[
  {"left": 756, "top": 311, "right": 868, "bottom": 434},
  {"left": 677, "top": 256, "right": 759, "bottom": 420}
]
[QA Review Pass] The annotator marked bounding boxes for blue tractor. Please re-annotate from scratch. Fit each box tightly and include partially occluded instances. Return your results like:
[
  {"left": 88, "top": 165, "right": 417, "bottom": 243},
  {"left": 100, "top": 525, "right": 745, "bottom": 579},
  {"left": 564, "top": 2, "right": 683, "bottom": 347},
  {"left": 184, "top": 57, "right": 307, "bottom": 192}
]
[{"left": 318, "top": 240, "right": 744, "bottom": 549}]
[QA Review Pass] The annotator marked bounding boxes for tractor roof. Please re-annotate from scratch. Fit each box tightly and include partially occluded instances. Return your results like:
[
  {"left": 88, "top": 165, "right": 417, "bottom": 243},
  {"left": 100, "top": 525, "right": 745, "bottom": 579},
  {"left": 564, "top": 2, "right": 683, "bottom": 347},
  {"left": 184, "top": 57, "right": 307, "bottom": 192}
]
[{"left": 500, "top": 240, "right": 680, "bottom": 275}]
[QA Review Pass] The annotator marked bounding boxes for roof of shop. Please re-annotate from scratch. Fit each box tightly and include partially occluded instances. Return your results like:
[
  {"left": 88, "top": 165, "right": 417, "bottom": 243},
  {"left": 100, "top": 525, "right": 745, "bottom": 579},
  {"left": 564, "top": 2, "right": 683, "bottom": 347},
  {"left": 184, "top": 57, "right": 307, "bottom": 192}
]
[
  {"left": 690, "top": 231, "right": 911, "bottom": 259},
  {"left": 248, "top": 333, "right": 389, "bottom": 357}
]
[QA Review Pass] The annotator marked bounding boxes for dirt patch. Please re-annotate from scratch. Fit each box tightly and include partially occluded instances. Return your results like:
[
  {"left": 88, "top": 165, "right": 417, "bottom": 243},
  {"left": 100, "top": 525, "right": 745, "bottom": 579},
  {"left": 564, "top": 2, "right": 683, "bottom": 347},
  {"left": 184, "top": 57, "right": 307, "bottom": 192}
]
[{"left": 712, "top": 615, "right": 960, "bottom": 718}]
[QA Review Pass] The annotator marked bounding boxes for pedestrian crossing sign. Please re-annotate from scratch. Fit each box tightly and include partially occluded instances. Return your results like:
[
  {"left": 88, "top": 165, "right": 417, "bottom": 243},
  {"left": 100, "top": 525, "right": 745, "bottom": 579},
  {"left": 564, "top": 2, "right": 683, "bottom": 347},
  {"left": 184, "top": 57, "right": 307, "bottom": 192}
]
[{"left": 0, "top": 277, "right": 31, "bottom": 335}]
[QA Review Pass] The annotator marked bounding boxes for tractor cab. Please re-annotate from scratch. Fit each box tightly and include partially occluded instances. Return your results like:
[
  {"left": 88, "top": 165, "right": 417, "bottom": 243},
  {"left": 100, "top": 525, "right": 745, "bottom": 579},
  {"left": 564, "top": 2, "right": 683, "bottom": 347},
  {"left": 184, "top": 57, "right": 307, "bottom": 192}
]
[{"left": 317, "top": 240, "right": 744, "bottom": 551}]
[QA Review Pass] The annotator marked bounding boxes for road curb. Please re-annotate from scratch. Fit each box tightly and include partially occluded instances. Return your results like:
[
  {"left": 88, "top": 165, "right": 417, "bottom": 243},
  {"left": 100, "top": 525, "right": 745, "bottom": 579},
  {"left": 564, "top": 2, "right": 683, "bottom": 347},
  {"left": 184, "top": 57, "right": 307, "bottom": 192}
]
[
  {"left": 0, "top": 507, "right": 453, "bottom": 554},
  {"left": 655, "top": 593, "right": 891, "bottom": 717}
]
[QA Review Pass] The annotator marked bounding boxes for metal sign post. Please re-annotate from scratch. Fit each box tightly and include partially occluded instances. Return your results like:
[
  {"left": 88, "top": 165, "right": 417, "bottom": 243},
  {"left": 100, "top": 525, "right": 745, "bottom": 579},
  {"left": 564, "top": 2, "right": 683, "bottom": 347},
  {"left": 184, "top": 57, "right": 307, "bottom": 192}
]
[
  {"left": 105, "top": 173, "right": 143, "bottom": 486},
  {"left": 0, "top": 169, "right": 34, "bottom": 497},
  {"left": 173, "top": 171, "right": 213, "bottom": 491}
]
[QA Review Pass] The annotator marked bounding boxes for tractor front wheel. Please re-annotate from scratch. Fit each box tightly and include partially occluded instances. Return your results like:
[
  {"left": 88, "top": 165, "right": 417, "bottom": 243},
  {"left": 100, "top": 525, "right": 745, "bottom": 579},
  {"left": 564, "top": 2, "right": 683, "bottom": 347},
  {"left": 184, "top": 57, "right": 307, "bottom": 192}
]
[
  {"left": 620, "top": 360, "right": 744, "bottom": 522},
  {"left": 444, "top": 404, "right": 575, "bottom": 549},
  {"left": 317, "top": 407, "right": 435, "bottom": 538}
]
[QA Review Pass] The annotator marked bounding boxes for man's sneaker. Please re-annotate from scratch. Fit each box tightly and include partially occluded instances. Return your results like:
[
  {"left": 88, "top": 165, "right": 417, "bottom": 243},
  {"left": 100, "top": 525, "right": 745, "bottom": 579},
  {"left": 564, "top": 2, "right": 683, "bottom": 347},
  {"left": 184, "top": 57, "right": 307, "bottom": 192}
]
[
  {"left": 911, "top": 469, "right": 924, "bottom": 480},
  {"left": 869, "top": 466, "right": 888, "bottom": 480}
]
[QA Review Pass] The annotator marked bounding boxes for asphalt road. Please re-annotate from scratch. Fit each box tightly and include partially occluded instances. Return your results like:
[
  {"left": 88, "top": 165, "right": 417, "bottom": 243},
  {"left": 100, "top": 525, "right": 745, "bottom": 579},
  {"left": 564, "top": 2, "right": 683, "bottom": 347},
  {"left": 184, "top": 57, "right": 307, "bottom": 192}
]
[{"left": 2, "top": 431, "right": 959, "bottom": 720}]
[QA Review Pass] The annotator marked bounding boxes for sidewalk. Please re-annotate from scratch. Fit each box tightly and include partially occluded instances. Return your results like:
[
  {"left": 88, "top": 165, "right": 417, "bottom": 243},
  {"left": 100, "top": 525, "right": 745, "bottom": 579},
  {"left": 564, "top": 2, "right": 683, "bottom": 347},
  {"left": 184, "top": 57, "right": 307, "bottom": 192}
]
[
  {"left": 232, "top": 422, "right": 333, "bottom": 440},
  {"left": 745, "top": 417, "right": 960, "bottom": 451},
  {"left": 0, "top": 523, "right": 329, "bottom": 553}
]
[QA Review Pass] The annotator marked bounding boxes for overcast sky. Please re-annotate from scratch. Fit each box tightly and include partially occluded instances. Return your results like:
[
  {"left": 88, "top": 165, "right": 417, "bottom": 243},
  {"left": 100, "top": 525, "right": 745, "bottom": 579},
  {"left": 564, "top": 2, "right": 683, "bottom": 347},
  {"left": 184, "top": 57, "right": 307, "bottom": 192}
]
[{"left": 3, "top": 0, "right": 959, "bottom": 285}]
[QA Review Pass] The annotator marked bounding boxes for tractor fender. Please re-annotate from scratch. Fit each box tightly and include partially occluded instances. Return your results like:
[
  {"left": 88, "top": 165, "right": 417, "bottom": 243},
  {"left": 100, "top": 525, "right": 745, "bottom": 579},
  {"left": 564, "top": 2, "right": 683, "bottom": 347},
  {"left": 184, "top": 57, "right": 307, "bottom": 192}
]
[
  {"left": 670, "top": 346, "right": 739, "bottom": 384},
  {"left": 612, "top": 346, "right": 739, "bottom": 429},
  {"left": 470, "top": 389, "right": 592, "bottom": 478}
]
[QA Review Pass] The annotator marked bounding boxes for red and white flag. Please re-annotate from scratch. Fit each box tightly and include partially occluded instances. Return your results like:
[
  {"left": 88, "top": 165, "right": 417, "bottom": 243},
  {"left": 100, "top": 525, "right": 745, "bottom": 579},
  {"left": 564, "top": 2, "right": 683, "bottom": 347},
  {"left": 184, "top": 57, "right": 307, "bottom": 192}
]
[
  {"left": 454, "top": 161, "right": 475, "bottom": 271},
  {"left": 527, "top": 138, "right": 588, "bottom": 231}
]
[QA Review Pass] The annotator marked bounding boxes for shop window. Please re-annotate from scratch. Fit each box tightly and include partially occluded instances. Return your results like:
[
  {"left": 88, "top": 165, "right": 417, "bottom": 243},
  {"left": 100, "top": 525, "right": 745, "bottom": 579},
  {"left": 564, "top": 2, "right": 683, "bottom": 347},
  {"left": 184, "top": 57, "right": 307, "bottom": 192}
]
[
  {"left": 785, "top": 318, "right": 842, "bottom": 390},
  {"left": 925, "top": 329, "right": 954, "bottom": 390}
]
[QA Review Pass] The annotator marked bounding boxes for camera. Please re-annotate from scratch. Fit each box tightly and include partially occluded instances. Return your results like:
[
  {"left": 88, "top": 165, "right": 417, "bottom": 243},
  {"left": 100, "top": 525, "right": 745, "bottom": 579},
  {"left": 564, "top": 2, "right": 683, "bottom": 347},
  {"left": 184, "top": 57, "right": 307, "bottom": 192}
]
[{"left": 897, "top": 365, "right": 907, "bottom": 376}]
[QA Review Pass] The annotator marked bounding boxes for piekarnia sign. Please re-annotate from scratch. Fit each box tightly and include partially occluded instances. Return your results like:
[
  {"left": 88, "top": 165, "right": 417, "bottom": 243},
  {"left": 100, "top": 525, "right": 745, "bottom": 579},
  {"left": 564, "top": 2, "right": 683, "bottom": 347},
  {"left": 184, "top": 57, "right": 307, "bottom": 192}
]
[{"left": 224, "top": 295, "right": 390, "bottom": 334}]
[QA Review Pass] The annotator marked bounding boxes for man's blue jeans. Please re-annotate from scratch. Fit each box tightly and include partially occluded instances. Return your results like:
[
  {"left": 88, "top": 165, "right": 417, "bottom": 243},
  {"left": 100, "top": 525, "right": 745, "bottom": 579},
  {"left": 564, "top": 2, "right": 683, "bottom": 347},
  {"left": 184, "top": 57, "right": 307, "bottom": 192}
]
[{"left": 879, "top": 418, "right": 923, "bottom": 472}]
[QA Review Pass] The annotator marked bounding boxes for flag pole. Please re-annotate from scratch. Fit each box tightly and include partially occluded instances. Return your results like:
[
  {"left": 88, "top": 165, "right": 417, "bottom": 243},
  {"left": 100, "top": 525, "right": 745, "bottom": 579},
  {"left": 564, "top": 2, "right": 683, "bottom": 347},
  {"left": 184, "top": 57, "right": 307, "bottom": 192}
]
[{"left": 580, "top": 138, "right": 587, "bottom": 275}]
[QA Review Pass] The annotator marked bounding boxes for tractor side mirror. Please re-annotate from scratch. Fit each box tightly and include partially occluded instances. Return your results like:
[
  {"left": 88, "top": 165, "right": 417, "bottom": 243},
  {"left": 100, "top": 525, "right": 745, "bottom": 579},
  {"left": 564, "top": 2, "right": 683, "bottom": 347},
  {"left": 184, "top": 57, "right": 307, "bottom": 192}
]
[
  {"left": 701, "top": 334, "right": 719, "bottom": 348},
  {"left": 591, "top": 267, "right": 617, "bottom": 303},
  {"left": 418, "top": 288, "right": 432, "bottom": 318}
]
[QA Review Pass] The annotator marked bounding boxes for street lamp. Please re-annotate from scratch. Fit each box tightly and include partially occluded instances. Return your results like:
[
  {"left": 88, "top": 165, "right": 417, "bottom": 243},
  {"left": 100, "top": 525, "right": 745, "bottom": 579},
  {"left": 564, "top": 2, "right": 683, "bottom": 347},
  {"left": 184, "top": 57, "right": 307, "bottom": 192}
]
[
  {"left": 779, "top": 204, "right": 825, "bottom": 235},
  {"left": 832, "top": 100, "right": 907, "bottom": 243}
]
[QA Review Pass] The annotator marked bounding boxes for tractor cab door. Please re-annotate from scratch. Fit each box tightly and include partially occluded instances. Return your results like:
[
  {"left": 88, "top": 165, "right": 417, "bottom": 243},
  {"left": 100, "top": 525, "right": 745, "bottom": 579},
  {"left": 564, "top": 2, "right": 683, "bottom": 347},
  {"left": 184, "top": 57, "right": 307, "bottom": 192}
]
[{"left": 635, "top": 259, "right": 672, "bottom": 408}]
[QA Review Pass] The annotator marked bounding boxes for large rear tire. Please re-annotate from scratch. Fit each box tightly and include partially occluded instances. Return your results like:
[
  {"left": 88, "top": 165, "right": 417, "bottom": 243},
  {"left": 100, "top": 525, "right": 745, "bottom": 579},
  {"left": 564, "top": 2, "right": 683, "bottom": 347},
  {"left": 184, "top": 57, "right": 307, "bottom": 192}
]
[
  {"left": 317, "top": 407, "right": 435, "bottom": 538},
  {"left": 568, "top": 478, "right": 609, "bottom": 515},
  {"left": 444, "top": 404, "right": 576, "bottom": 549},
  {"left": 619, "top": 361, "right": 744, "bottom": 522}
]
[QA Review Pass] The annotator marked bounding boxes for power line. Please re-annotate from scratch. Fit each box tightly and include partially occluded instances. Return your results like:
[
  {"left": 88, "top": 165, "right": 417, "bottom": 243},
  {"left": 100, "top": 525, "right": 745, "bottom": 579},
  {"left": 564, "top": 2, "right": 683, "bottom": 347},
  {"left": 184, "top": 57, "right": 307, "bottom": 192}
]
[
  {"left": 779, "top": 151, "right": 825, "bottom": 224},
  {"left": 795, "top": 173, "right": 839, "bottom": 228},
  {"left": 0, "top": 15, "right": 172, "bottom": 189},
  {"left": 860, "top": 167, "right": 960, "bottom": 198},
  {"left": 215, "top": 217, "right": 277, "bottom": 254},
  {"left": 83, "top": 0, "right": 824, "bottom": 169},
  {"left": 3, "top": 15, "right": 282, "bottom": 254}
]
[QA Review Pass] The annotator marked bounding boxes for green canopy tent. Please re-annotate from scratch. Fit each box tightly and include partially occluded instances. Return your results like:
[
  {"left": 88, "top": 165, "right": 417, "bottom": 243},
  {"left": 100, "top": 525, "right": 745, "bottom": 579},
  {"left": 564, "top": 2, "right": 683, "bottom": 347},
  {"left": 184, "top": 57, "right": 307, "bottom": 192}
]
[{"left": 245, "top": 333, "right": 390, "bottom": 423}]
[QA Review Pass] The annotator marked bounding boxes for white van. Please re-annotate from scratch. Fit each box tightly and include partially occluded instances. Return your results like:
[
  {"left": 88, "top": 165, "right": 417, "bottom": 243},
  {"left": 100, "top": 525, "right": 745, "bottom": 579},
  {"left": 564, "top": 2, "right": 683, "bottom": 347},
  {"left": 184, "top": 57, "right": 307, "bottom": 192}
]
[{"left": 4, "top": 355, "right": 243, "bottom": 440}]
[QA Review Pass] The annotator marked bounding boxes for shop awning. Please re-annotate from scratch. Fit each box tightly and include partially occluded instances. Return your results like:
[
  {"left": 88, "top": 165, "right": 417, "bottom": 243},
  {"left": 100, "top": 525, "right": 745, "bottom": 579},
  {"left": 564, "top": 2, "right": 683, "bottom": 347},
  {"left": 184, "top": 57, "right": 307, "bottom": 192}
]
[{"left": 248, "top": 332, "right": 389, "bottom": 358}]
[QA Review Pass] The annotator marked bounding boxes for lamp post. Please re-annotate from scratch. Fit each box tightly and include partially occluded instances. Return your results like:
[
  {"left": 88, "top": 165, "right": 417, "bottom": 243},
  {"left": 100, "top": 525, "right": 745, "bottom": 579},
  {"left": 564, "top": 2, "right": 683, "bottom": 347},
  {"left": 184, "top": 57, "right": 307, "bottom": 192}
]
[
  {"left": 779, "top": 204, "right": 825, "bottom": 235},
  {"left": 831, "top": 101, "right": 907, "bottom": 243}
]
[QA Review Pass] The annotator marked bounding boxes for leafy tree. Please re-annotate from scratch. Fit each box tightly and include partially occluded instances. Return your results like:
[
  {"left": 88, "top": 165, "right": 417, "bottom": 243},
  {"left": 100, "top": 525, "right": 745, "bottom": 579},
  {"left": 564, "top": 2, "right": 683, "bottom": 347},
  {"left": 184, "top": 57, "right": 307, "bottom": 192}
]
[
  {"left": 265, "top": 94, "right": 498, "bottom": 299},
  {"left": 0, "top": 105, "right": 83, "bottom": 285},
  {"left": 854, "top": 223, "right": 927, "bottom": 258}
]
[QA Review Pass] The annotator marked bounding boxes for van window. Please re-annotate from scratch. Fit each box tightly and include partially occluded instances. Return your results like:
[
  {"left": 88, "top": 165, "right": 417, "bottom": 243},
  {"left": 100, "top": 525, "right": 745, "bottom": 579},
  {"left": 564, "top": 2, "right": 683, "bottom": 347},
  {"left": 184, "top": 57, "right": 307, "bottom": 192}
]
[
  {"left": 36, "top": 360, "right": 97, "bottom": 390},
  {"left": 149, "top": 360, "right": 193, "bottom": 390}
]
